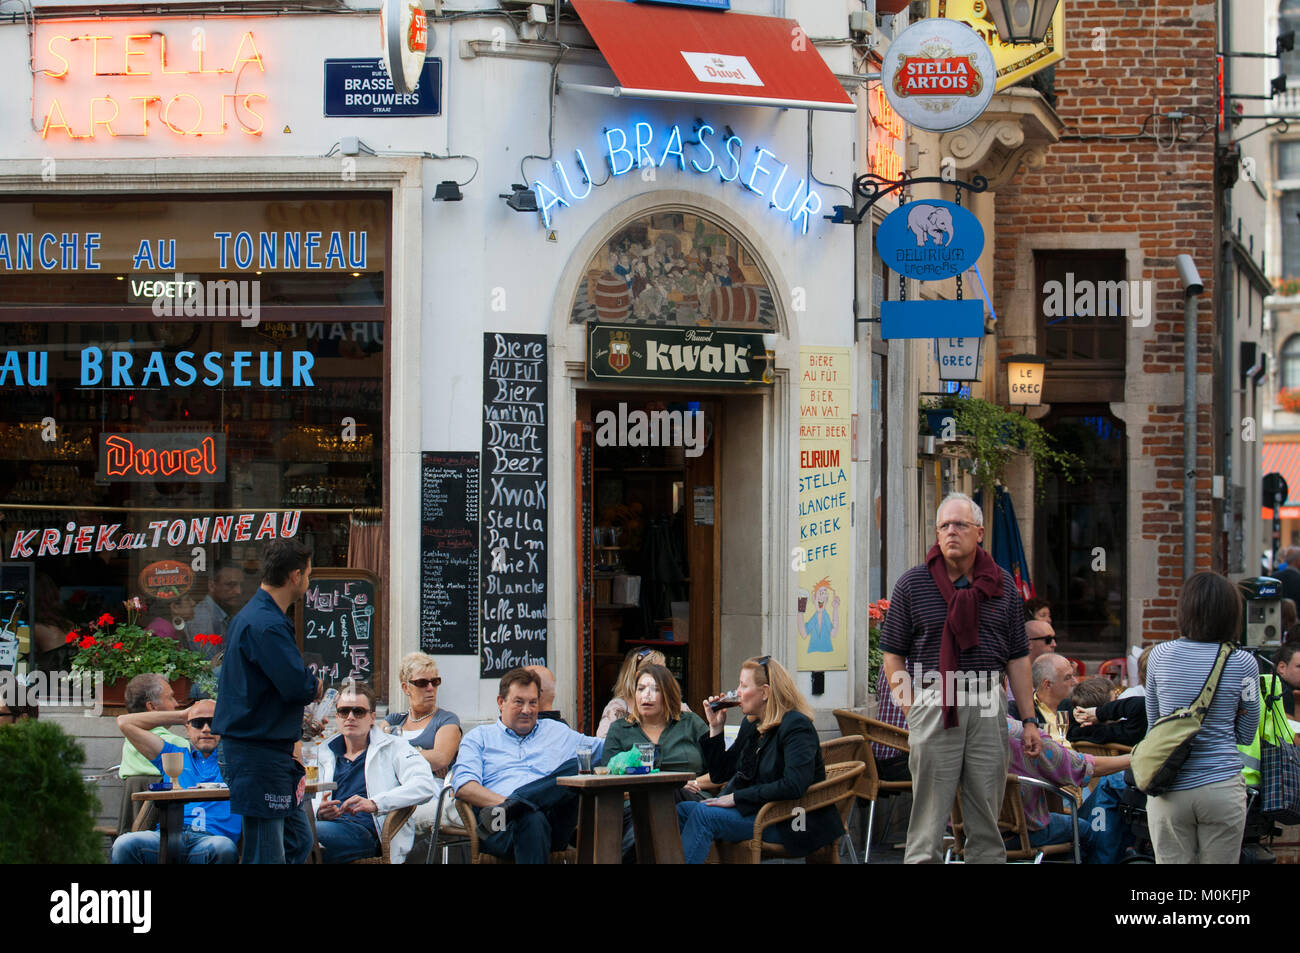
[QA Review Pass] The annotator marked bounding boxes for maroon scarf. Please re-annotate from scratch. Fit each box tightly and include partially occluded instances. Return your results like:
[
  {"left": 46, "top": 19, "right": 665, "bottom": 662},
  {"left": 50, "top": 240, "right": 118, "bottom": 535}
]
[{"left": 926, "top": 543, "right": 1003, "bottom": 728}]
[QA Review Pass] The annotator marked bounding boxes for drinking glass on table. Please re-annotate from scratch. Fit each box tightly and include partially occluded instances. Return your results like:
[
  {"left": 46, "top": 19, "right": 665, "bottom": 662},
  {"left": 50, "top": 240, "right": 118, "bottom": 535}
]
[
  {"left": 576, "top": 744, "right": 594, "bottom": 775},
  {"left": 636, "top": 743, "right": 655, "bottom": 770},
  {"left": 161, "top": 751, "right": 184, "bottom": 789},
  {"left": 302, "top": 743, "right": 319, "bottom": 784}
]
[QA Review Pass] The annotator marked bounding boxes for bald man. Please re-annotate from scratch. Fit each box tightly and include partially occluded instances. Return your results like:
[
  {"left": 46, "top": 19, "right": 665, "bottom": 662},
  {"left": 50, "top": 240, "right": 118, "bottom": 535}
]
[
  {"left": 525, "top": 665, "right": 567, "bottom": 725},
  {"left": 1026, "top": 620, "right": 1058, "bottom": 664}
]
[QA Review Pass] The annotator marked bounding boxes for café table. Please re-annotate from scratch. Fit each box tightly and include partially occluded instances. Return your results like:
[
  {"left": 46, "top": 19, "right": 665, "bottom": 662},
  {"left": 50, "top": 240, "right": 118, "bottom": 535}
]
[
  {"left": 557, "top": 770, "right": 692, "bottom": 864},
  {"left": 133, "top": 782, "right": 336, "bottom": 864}
]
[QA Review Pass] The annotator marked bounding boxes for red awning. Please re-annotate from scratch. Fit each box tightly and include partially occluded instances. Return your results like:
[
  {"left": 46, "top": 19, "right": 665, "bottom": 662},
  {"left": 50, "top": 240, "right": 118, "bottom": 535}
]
[
  {"left": 566, "top": 0, "right": 856, "bottom": 113},
  {"left": 1263, "top": 441, "right": 1300, "bottom": 507}
]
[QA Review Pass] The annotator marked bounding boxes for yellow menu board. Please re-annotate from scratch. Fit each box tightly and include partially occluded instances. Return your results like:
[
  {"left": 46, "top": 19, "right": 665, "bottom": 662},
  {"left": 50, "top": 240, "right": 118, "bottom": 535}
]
[{"left": 797, "top": 347, "right": 852, "bottom": 673}]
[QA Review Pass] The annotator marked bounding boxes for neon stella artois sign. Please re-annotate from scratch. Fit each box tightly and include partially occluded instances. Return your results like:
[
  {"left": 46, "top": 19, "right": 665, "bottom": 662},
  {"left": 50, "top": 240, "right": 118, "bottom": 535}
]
[{"left": 882, "top": 18, "right": 995, "bottom": 133}]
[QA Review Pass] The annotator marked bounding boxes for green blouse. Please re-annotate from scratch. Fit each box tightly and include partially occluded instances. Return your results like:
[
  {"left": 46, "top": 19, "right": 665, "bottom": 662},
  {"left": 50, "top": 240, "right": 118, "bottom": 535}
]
[{"left": 603, "top": 710, "right": 710, "bottom": 776}]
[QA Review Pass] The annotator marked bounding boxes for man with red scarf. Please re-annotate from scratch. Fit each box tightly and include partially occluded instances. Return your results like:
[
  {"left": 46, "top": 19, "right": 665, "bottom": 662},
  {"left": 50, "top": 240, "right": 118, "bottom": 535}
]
[{"left": 880, "top": 493, "right": 1041, "bottom": 863}]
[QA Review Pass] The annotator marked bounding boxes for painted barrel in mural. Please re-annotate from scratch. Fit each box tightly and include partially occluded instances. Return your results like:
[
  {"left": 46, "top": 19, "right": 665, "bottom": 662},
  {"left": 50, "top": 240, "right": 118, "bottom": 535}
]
[
  {"left": 708, "top": 284, "right": 761, "bottom": 325},
  {"left": 592, "top": 272, "right": 632, "bottom": 322}
]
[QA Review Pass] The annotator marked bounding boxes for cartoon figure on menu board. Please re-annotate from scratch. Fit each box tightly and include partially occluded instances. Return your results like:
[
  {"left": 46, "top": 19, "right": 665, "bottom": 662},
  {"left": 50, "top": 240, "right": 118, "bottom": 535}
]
[{"left": 802, "top": 577, "right": 839, "bottom": 654}]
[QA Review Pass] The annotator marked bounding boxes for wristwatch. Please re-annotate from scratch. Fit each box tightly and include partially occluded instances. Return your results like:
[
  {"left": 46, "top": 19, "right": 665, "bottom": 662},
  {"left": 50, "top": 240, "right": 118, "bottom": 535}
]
[{"left": 1021, "top": 716, "right": 1041, "bottom": 728}]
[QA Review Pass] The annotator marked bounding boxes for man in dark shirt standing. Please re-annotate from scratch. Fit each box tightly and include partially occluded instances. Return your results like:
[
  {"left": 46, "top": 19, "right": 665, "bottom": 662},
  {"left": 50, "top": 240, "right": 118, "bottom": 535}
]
[
  {"left": 214, "top": 538, "right": 320, "bottom": 864},
  {"left": 881, "top": 493, "right": 1041, "bottom": 863},
  {"left": 1276, "top": 547, "right": 1300, "bottom": 606}
]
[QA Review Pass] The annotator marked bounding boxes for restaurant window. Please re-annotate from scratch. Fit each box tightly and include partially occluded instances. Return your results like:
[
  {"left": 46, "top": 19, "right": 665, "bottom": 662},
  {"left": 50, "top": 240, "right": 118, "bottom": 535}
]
[
  {"left": 1283, "top": 192, "right": 1300, "bottom": 279},
  {"left": 0, "top": 194, "right": 386, "bottom": 675},
  {"left": 1282, "top": 334, "right": 1300, "bottom": 390}
]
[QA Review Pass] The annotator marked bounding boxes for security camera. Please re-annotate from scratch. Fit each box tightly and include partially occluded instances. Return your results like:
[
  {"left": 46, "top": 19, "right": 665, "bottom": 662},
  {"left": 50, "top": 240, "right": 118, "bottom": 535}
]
[{"left": 1175, "top": 254, "right": 1203, "bottom": 296}]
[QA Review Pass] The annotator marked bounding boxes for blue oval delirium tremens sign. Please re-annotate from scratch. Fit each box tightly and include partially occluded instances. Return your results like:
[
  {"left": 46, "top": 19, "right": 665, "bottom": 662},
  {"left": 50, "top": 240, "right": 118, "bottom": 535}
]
[{"left": 876, "top": 199, "right": 985, "bottom": 282}]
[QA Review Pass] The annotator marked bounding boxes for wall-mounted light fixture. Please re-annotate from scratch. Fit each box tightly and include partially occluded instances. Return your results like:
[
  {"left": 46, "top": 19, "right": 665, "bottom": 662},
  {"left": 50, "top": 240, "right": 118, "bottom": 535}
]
[
  {"left": 1006, "top": 353, "right": 1045, "bottom": 406},
  {"left": 499, "top": 184, "right": 538, "bottom": 213},
  {"left": 987, "top": 0, "right": 1060, "bottom": 44},
  {"left": 433, "top": 180, "right": 464, "bottom": 201}
]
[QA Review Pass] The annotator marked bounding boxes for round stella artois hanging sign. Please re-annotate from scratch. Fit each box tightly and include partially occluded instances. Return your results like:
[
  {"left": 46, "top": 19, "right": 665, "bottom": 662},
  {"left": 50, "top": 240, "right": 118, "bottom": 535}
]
[
  {"left": 380, "top": 0, "right": 429, "bottom": 95},
  {"left": 882, "top": 18, "right": 996, "bottom": 133}
]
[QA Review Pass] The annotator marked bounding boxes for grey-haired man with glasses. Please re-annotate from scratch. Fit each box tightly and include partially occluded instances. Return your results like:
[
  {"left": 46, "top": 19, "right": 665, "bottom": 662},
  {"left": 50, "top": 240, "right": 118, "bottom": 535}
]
[{"left": 880, "top": 492, "right": 1039, "bottom": 863}]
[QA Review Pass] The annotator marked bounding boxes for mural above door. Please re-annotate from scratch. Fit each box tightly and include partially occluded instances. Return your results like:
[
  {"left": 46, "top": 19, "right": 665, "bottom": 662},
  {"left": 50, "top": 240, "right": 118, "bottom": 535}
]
[{"left": 570, "top": 211, "right": 778, "bottom": 331}]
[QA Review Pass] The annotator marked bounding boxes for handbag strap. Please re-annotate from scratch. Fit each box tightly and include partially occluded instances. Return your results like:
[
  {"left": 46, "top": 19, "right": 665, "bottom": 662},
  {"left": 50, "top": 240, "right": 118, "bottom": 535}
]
[
  {"left": 1262, "top": 674, "right": 1293, "bottom": 745},
  {"left": 1189, "top": 641, "right": 1234, "bottom": 718}
]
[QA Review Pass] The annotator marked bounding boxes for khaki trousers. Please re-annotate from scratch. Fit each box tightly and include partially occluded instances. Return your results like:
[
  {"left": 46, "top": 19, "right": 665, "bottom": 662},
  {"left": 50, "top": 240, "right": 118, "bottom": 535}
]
[
  {"left": 1147, "top": 775, "right": 1247, "bottom": 864},
  {"left": 904, "top": 684, "right": 1009, "bottom": 864}
]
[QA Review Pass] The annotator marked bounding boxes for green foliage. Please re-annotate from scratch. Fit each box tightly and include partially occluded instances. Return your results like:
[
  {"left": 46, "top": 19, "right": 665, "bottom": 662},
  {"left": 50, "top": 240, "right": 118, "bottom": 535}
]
[
  {"left": 0, "top": 720, "right": 104, "bottom": 863},
  {"left": 868, "top": 624, "right": 883, "bottom": 692},
  {"left": 919, "top": 395, "right": 1085, "bottom": 502}
]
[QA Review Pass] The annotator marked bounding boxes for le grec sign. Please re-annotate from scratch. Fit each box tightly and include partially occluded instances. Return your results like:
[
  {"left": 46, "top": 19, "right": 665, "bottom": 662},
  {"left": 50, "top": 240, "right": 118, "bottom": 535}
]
[{"left": 587, "top": 323, "right": 768, "bottom": 385}]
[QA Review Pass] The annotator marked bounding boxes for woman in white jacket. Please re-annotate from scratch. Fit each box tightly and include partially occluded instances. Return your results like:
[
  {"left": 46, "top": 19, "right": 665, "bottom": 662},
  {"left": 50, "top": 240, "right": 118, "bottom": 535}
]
[{"left": 312, "top": 682, "right": 439, "bottom": 864}]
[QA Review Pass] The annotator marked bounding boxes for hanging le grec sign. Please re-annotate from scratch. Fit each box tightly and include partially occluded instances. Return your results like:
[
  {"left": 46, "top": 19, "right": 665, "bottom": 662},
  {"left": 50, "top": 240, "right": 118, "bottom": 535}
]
[
  {"left": 877, "top": 198, "right": 984, "bottom": 281},
  {"left": 380, "top": 0, "right": 429, "bottom": 95},
  {"left": 882, "top": 18, "right": 996, "bottom": 133}
]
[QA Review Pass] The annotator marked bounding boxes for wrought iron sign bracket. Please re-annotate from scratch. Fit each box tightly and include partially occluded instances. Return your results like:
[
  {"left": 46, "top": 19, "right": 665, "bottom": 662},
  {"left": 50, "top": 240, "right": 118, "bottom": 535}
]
[{"left": 825, "top": 172, "right": 990, "bottom": 227}]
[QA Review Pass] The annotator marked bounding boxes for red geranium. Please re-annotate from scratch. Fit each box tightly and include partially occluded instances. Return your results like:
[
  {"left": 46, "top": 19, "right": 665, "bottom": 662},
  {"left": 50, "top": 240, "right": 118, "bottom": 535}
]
[
  {"left": 96, "top": 613, "right": 116, "bottom": 628},
  {"left": 78, "top": 636, "right": 97, "bottom": 649},
  {"left": 113, "top": 642, "right": 124, "bottom": 650},
  {"left": 65, "top": 631, "right": 79, "bottom": 644}
]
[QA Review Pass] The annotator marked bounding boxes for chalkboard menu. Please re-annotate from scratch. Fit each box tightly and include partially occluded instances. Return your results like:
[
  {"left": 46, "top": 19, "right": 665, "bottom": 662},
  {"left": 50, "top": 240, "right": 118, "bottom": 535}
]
[
  {"left": 420, "top": 451, "right": 479, "bottom": 655},
  {"left": 299, "top": 568, "right": 379, "bottom": 689},
  {"left": 481, "top": 332, "right": 548, "bottom": 677}
]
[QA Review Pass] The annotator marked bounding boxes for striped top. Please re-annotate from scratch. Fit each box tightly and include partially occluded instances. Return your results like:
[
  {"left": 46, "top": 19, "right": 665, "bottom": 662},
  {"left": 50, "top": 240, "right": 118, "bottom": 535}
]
[
  {"left": 879, "top": 563, "right": 1028, "bottom": 674},
  {"left": 873, "top": 668, "right": 908, "bottom": 760},
  {"left": 1144, "top": 639, "right": 1260, "bottom": 792}
]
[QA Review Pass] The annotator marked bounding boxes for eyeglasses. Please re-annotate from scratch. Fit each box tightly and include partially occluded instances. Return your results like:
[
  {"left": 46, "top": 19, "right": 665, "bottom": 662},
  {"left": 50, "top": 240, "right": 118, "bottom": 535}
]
[
  {"left": 408, "top": 677, "right": 442, "bottom": 689},
  {"left": 937, "top": 521, "right": 977, "bottom": 533},
  {"left": 1028, "top": 636, "right": 1058, "bottom": 644},
  {"left": 187, "top": 717, "right": 214, "bottom": 730},
  {"left": 337, "top": 706, "right": 371, "bottom": 719}
]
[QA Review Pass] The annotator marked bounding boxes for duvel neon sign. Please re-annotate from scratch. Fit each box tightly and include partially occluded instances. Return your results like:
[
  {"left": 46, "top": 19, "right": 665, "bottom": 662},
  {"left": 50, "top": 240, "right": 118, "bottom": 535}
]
[
  {"left": 35, "top": 24, "right": 268, "bottom": 139},
  {"left": 533, "top": 118, "right": 824, "bottom": 235}
]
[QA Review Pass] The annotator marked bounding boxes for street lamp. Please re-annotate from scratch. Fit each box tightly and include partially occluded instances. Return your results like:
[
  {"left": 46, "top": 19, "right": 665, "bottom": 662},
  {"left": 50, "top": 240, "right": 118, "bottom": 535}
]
[
  {"left": 1006, "top": 353, "right": 1045, "bottom": 406},
  {"left": 987, "top": 0, "right": 1061, "bottom": 44}
]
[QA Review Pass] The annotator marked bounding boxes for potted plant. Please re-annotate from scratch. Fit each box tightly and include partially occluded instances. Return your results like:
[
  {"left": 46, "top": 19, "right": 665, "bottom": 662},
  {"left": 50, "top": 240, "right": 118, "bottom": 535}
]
[
  {"left": 67, "top": 598, "right": 217, "bottom": 707},
  {"left": 919, "top": 394, "right": 1084, "bottom": 505}
]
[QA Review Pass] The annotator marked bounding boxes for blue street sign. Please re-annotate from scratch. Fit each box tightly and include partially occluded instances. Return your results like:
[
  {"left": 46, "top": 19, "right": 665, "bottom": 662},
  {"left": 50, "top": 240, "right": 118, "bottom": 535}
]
[
  {"left": 324, "top": 58, "right": 441, "bottom": 118},
  {"left": 877, "top": 199, "right": 984, "bottom": 282},
  {"left": 628, "top": 0, "right": 730, "bottom": 9},
  {"left": 881, "top": 299, "right": 984, "bottom": 340}
]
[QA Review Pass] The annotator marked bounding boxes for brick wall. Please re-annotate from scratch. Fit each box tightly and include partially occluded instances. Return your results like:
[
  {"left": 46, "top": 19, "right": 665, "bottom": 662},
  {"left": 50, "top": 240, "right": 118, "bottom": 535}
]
[{"left": 993, "top": 1, "right": 1219, "bottom": 642}]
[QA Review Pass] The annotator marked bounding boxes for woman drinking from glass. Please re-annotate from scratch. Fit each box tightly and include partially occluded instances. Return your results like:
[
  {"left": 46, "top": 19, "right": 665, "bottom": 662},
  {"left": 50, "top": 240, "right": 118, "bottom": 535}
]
[{"left": 678, "top": 656, "right": 843, "bottom": 863}]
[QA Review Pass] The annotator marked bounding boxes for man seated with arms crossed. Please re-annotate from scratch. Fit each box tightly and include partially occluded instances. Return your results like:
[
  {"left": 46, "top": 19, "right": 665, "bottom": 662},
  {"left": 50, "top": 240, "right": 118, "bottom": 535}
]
[
  {"left": 451, "top": 667, "right": 603, "bottom": 863},
  {"left": 313, "top": 681, "right": 437, "bottom": 864},
  {"left": 111, "top": 699, "right": 241, "bottom": 864}
]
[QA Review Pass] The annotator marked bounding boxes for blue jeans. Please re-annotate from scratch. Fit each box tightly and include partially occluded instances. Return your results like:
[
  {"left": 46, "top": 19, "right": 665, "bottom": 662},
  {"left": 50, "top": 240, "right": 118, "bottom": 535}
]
[
  {"left": 1079, "top": 772, "right": 1133, "bottom": 864},
  {"left": 315, "top": 819, "right": 380, "bottom": 864},
  {"left": 112, "top": 830, "right": 238, "bottom": 864},
  {"left": 1028, "top": 812, "right": 1092, "bottom": 857},
  {"left": 478, "top": 759, "right": 581, "bottom": 864},
  {"left": 677, "top": 801, "right": 779, "bottom": 864},
  {"left": 240, "top": 804, "right": 313, "bottom": 865}
]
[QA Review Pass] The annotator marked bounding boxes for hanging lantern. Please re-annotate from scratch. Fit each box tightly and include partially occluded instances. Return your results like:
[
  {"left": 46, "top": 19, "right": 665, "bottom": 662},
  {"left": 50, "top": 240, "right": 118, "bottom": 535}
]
[
  {"left": 1006, "top": 353, "right": 1046, "bottom": 406},
  {"left": 987, "top": 0, "right": 1061, "bottom": 44},
  {"left": 936, "top": 336, "right": 984, "bottom": 382}
]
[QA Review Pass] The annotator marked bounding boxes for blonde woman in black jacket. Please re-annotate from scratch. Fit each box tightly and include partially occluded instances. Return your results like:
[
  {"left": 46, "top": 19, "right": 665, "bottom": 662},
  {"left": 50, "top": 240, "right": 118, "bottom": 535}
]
[{"left": 678, "top": 656, "right": 842, "bottom": 863}]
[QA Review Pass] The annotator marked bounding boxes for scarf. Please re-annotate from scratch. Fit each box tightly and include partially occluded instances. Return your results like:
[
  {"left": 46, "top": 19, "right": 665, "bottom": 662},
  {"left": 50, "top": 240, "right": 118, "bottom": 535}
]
[{"left": 926, "top": 543, "right": 1003, "bottom": 728}]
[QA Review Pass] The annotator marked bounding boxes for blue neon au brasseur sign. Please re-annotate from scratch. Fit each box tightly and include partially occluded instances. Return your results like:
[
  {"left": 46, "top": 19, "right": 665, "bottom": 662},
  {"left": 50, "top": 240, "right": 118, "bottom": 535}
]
[
  {"left": 533, "top": 119, "right": 823, "bottom": 234},
  {"left": 876, "top": 199, "right": 984, "bottom": 282},
  {"left": 628, "top": 0, "right": 730, "bottom": 9}
]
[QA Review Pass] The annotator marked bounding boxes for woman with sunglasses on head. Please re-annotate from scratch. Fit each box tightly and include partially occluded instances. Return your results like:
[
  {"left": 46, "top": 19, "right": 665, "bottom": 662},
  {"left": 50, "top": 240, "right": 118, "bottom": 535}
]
[
  {"left": 678, "top": 656, "right": 843, "bottom": 864},
  {"left": 597, "top": 646, "right": 689, "bottom": 739},
  {"left": 314, "top": 680, "right": 438, "bottom": 864},
  {"left": 383, "top": 651, "right": 461, "bottom": 777}
]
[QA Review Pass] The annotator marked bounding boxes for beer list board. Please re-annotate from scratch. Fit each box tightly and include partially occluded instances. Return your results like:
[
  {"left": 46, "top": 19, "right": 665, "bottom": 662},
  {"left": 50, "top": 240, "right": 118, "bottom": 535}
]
[
  {"left": 481, "top": 332, "right": 548, "bottom": 677},
  {"left": 301, "top": 571, "right": 377, "bottom": 689},
  {"left": 420, "top": 451, "right": 479, "bottom": 655}
]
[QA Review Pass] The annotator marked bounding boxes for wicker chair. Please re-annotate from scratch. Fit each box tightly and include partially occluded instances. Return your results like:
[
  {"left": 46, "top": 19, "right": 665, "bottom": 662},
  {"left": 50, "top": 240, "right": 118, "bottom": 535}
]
[
  {"left": 946, "top": 773, "right": 1080, "bottom": 864},
  {"left": 832, "top": 709, "right": 912, "bottom": 862},
  {"left": 711, "top": 744, "right": 865, "bottom": 865},
  {"left": 455, "top": 800, "right": 577, "bottom": 864},
  {"left": 347, "top": 805, "right": 418, "bottom": 864},
  {"left": 426, "top": 784, "right": 471, "bottom": 864}
]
